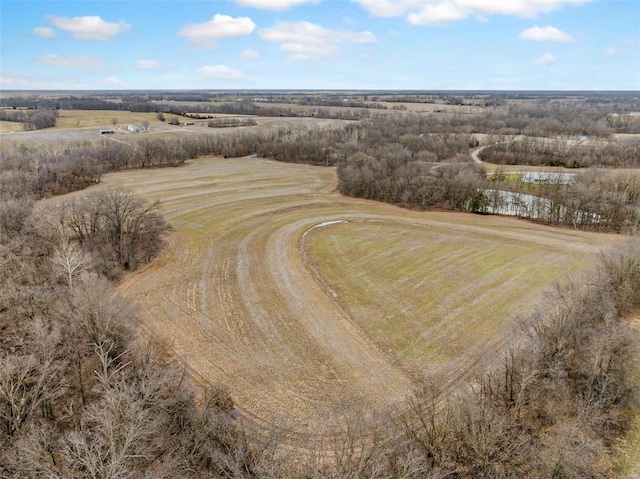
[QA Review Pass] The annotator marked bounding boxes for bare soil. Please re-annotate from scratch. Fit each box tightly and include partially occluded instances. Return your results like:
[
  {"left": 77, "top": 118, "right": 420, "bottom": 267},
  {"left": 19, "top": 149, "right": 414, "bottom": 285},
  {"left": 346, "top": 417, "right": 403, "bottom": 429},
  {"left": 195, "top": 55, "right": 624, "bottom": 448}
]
[{"left": 87, "top": 156, "right": 621, "bottom": 440}]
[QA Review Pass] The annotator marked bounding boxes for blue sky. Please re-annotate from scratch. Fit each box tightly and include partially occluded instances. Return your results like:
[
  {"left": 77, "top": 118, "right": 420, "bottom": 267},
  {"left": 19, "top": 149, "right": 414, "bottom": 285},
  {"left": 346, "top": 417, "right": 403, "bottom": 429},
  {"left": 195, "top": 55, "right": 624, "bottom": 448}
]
[{"left": 1, "top": 0, "right": 639, "bottom": 90}]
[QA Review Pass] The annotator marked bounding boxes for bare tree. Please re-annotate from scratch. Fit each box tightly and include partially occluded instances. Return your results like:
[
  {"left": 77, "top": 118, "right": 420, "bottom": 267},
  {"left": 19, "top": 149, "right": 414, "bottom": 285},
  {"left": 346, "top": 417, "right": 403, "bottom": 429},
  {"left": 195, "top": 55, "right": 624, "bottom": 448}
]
[
  {"left": 61, "top": 188, "right": 170, "bottom": 276},
  {"left": 61, "top": 357, "right": 161, "bottom": 479},
  {"left": 22, "top": 110, "right": 57, "bottom": 130},
  {"left": 110, "top": 117, "right": 118, "bottom": 127},
  {"left": 0, "top": 196, "right": 34, "bottom": 235},
  {"left": 0, "top": 318, "right": 65, "bottom": 437},
  {"left": 51, "top": 239, "right": 90, "bottom": 289},
  {"left": 67, "top": 274, "right": 134, "bottom": 353},
  {"left": 2, "top": 420, "right": 63, "bottom": 478}
]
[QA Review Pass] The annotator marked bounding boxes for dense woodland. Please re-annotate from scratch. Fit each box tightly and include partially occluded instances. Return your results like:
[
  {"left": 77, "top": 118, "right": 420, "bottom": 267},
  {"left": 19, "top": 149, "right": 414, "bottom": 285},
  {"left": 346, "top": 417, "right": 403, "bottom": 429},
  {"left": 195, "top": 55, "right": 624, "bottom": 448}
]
[
  {"left": 337, "top": 151, "right": 640, "bottom": 232},
  {"left": 2, "top": 109, "right": 639, "bottom": 231},
  {"left": 480, "top": 136, "right": 640, "bottom": 168},
  {"left": 208, "top": 117, "right": 258, "bottom": 128},
  {"left": 2, "top": 92, "right": 640, "bottom": 477},
  {"left": 2, "top": 91, "right": 640, "bottom": 133},
  {"left": 0, "top": 109, "right": 57, "bottom": 130}
]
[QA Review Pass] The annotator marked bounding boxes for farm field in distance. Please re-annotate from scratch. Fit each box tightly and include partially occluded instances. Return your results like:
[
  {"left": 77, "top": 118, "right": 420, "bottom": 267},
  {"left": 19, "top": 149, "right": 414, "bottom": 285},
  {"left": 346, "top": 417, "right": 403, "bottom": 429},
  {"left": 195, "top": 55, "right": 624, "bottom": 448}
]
[
  {"left": 0, "top": 109, "right": 349, "bottom": 146},
  {"left": 2, "top": 87, "right": 639, "bottom": 476},
  {"left": 92, "top": 155, "right": 622, "bottom": 438}
]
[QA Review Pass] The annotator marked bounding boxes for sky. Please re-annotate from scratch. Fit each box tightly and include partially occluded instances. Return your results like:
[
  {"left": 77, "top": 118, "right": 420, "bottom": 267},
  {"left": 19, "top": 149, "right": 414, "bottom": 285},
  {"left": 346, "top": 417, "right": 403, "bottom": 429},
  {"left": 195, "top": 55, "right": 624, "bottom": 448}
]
[{"left": 1, "top": 0, "right": 639, "bottom": 91}]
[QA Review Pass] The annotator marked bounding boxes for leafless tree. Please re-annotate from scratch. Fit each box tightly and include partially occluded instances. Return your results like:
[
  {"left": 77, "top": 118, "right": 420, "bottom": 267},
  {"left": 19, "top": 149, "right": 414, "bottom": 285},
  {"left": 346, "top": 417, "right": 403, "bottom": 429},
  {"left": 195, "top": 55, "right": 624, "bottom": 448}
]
[
  {"left": 2, "top": 420, "right": 63, "bottom": 478},
  {"left": 67, "top": 274, "right": 134, "bottom": 354},
  {"left": 0, "top": 318, "right": 66, "bottom": 437},
  {"left": 51, "top": 239, "right": 90, "bottom": 289},
  {"left": 22, "top": 110, "right": 57, "bottom": 130},
  {"left": 0, "top": 196, "right": 33, "bottom": 235},
  {"left": 61, "top": 188, "right": 170, "bottom": 276}
]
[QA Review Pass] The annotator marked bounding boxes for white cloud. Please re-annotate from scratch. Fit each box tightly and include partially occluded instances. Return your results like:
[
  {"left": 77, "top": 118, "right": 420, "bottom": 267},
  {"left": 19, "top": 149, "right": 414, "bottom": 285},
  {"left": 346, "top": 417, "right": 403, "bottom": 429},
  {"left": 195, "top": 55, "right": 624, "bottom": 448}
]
[
  {"left": 178, "top": 14, "right": 255, "bottom": 50},
  {"left": 240, "top": 49, "right": 260, "bottom": 59},
  {"left": 0, "top": 73, "right": 87, "bottom": 90},
  {"left": 135, "top": 59, "right": 162, "bottom": 70},
  {"left": 534, "top": 53, "right": 557, "bottom": 65},
  {"left": 353, "top": 0, "right": 593, "bottom": 25},
  {"left": 519, "top": 25, "right": 573, "bottom": 42},
  {"left": 46, "top": 15, "right": 130, "bottom": 40},
  {"left": 602, "top": 47, "right": 618, "bottom": 57},
  {"left": 33, "top": 27, "right": 56, "bottom": 39},
  {"left": 237, "top": 0, "right": 319, "bottom": 10},
  {"left": 197, "top": 65, "right": 245, "bottom": 80},
  {"left": 36, "top": 54, "right": 107, "bottom": 72},
  {"left": 103, "top": 76, "right": 126, "bottom": 87},
  {"left": 259, "top": 21, "right": 376, "bottom": 60},
  {"left": 408, "top": 2, "right": 467, "bottom": 25},
  {"left": 353, "top": 0, "right": 423, "bottom": 17}
]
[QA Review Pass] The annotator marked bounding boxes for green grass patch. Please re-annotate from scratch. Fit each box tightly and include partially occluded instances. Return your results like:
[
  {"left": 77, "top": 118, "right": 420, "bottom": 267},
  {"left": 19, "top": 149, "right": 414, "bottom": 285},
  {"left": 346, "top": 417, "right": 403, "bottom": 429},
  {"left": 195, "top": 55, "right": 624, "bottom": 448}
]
[{"left": 304, "top": 220, "right": 597, "bottom": 367}]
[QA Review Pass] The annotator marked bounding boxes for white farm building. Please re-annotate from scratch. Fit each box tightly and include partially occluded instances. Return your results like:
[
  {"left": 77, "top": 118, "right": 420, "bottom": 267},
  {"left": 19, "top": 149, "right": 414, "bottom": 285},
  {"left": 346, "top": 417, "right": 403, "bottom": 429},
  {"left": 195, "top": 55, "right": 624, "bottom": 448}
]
[{"left": 128, "top": 124, "right": 139, "bottom": 132}]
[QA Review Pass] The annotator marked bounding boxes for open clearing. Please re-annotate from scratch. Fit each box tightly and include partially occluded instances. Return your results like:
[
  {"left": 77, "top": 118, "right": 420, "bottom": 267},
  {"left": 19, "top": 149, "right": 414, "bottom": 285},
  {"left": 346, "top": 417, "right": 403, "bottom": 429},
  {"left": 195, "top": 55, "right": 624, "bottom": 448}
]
[
  {"left": 97, "top": 156, "right": 619, "bottom": 438},
  {"left": 0, "top": 111, "right": 348, "bottom": 147}
]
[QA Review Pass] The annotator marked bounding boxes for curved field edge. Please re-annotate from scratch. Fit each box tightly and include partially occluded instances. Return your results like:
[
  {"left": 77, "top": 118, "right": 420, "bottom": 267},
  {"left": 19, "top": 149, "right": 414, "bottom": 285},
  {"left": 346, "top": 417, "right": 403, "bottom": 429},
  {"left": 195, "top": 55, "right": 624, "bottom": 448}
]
[
  {"left": 102, "top": 156, "right": 620, "bottom": 438},
  {"left": 301, "top": 219, "right": 601, "bottom": 380}
]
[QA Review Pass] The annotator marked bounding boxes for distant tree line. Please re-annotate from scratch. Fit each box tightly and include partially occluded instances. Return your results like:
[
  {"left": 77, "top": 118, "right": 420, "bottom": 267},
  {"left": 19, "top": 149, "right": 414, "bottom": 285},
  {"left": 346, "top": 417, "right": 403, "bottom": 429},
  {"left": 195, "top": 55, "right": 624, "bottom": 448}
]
[
  {"left": 0, "top": 115, "right": 473, "bottom": 202},
  {"left": 481, "top": 136, "right": 640, "bottom": 168},
  {"left": 2, "top": 92, "right": 640, "bottom": 133},
  {"left": 3, "top": 112, "right": 638, "bottom": 231},
  {"left": 297, "top": 95, "right": 388, "bottom": 109},
  {"left": 0, "top": 96, "right": 373, "bottom": 121},
  {"left": 208, "top": 117, "right": 257, "bottom": 128},
  {"left": 338, "top": 152, "right": 640, "bottom": 232}
]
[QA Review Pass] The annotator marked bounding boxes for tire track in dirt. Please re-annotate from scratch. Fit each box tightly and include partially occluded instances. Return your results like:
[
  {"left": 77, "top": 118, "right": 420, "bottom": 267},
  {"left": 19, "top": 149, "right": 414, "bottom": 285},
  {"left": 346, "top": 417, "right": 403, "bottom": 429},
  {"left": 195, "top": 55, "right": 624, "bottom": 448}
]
[{"left": 109, "top": 156, "right": 620, "bottom": 441}]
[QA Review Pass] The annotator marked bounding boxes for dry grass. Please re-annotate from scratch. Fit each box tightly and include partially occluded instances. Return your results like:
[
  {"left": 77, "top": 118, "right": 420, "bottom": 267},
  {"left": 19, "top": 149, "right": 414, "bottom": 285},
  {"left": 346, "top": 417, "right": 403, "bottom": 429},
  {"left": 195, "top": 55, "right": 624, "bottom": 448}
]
[
  {"left": 0, "top": 110, "right": 349, "bottom": 146},
  {"left": 0, "top": 110, "right": 162, "bottom": 133},
  {"left": 77, "top": 156, "right": 621, "bottom": 440},
  {"left": 303, "top": 218, "right": 592, "bottom": 370},
  {"left": 0, "top": 120, "right": 21, "bottom": 133},
  {"left": 53, "top": 110, "right": 161, "bottom": 129},
  {"left": 620, "top": 414, "right": 640, "bottom": 478},
  {"left": 377, "top": 101, "right": 485, "bottom": 114}
]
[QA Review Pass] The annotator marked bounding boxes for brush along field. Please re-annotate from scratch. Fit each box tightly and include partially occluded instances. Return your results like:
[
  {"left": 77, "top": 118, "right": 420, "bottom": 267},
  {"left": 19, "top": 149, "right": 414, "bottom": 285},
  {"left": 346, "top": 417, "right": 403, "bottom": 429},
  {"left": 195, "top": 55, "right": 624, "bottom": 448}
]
[
  {"left": 0, "top": 110, "right": 349, "bottom": 146},
  {"left": 104, "top": 156, "right": 619, "bottom": 438}
]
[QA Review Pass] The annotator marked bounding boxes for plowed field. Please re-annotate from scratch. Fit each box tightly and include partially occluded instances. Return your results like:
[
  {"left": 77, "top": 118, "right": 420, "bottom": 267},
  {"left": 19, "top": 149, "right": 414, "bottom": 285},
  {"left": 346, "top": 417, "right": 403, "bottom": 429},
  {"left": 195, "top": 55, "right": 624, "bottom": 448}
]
[{"left": 103, "top": 156, "right": 619, "bottom": 438}]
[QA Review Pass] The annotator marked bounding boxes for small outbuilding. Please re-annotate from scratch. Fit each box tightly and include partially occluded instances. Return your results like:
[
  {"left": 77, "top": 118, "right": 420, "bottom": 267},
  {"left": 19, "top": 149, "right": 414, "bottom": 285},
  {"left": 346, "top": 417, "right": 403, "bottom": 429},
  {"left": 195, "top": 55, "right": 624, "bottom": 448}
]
[{"left": 128, "top": 125, "right": 139, "bottom": 132}]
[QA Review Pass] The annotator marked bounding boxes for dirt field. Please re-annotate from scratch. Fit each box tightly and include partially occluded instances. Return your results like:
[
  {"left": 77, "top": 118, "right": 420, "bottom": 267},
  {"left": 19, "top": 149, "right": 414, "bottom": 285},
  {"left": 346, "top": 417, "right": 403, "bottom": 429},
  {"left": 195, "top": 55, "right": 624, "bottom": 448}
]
[
  {"left": 376, "top": 101, "right": 485, "bottom": 114},
  {"left": 0, "top": 111, "right": 349, "bottom": 147},
  {"left": 85, "top": 156, "right": 621, "bottom": 439}
]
